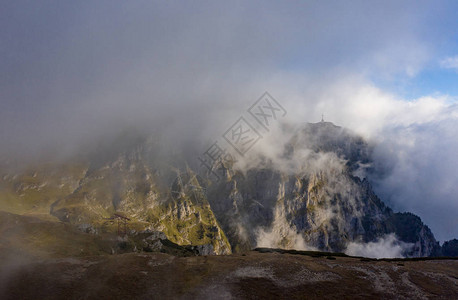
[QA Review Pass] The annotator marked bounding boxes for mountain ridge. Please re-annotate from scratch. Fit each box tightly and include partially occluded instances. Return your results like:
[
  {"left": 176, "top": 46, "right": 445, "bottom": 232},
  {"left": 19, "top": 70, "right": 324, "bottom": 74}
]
[{"left": 0, "top": 121, "right": 455, "bottom": 257}]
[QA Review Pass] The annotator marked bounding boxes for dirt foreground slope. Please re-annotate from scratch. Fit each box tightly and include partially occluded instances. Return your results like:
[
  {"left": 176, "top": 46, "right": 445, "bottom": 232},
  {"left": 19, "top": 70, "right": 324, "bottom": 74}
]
[{"left": 1, "top": 249, "right": 457, "bottom": 299}]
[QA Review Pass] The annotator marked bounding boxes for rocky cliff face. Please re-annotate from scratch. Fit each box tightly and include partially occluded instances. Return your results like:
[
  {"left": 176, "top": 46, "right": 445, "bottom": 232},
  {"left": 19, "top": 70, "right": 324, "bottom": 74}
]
[
  {"left": 0, "top": 122, "right": 446, "bottom": 257},
  {"left": 49, "top": 146, "right": 231, "bottom": 255},
  {"left": 205, "top": 122, "right": 441, "bottom": 257},
  {"left": 0, "top": 139, "right": 231, "bottom": 255},
  {"left": 442, "top": 239, "right": 458, "bottom": 256}
]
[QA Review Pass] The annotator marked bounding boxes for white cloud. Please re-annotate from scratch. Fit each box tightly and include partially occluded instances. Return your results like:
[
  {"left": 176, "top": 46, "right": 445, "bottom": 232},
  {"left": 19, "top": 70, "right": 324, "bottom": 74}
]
[
  {"left": 233, "top": 73, "right": 458, "bottom": 242},
  {"left": 440, "top": 56, "right": 458, "bottom": 71},
  {"left": 345, "top": 234, "right": 413, "bottom": 258}
]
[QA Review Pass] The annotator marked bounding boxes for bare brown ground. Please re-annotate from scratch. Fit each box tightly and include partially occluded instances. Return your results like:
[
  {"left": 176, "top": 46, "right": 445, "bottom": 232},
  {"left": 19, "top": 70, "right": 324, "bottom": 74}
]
[{"left": 0, "top": 250, "right": 457, "bottom": 300}]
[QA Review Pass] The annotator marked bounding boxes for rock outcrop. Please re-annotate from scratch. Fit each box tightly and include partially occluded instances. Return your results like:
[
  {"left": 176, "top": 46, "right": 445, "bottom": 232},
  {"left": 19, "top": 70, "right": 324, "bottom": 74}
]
[
  {"left": 205, "top": 122, "right": 441, "bottom": 257},
  {"left": 0, "top": 122, "right": 449, "bottom": 257}
]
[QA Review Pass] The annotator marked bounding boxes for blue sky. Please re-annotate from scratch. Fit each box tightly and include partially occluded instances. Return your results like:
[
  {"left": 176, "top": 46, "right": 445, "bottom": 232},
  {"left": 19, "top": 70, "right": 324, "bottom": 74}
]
[{"left": 373, "top": 58, "right": 458, "bottom": 100}]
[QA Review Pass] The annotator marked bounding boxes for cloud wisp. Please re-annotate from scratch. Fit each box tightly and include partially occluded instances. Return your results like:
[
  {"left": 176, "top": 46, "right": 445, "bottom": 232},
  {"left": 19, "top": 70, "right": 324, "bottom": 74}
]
[
  {"left": 345, "top": 234, "right": 413, "bottom": 259},
  {"left": 440, "top": 56, "right": 458, "bottom": 72}
]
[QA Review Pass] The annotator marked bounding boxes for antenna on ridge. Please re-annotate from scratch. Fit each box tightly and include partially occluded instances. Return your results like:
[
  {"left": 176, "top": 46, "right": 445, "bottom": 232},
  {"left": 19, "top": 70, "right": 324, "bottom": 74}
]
[{"left": 321, "top": 113, "right": 324, "bottom": 122}]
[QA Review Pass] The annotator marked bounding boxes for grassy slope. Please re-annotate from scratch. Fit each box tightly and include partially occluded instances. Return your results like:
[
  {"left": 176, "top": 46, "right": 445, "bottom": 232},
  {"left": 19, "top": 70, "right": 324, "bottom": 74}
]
[
  {"left": 0, "top": 211, "right": 113, "bottom": 259},
  {"left": 0, "top": 161, "right": 231, "bottom": 253},
  {"left": 0, "top": 163, "right": 87, "bottom": 218}
]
